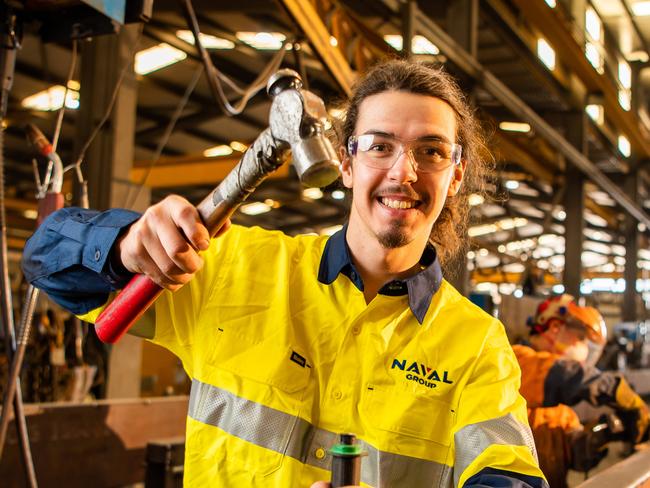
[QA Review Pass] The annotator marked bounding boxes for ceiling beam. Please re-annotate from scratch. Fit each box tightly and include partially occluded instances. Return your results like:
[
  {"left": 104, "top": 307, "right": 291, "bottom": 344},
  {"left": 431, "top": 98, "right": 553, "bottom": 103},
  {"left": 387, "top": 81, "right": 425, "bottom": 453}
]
[
  {"left": 131, "top": 153, "right": 289, "bottom": 188},
  {"left": 279, "top": 0, "right": 356, "bottom": 96}
]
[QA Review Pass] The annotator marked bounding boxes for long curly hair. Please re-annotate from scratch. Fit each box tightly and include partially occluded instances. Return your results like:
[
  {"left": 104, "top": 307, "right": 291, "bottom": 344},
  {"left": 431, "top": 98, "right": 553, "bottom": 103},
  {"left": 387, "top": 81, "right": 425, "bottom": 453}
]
[{"left": 338, "top": 59, "right": 492, "bottom": 274}]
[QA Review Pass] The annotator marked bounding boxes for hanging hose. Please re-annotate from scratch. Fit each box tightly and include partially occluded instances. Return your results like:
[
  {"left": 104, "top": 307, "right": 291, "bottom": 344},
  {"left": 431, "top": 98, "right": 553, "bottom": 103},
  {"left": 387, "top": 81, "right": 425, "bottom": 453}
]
[{"left": 0, "top": 6, "right": 38, "bottom": 486}]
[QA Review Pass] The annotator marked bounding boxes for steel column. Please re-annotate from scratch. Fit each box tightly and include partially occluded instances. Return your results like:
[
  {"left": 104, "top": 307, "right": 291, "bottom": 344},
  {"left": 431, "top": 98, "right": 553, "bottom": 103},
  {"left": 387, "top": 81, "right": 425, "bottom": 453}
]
[
  {"left": 563, "top": 112, "right": 587, "bottom": 298},
  {"left": 623, "top": 168, "right": 639, "bottom": 321},
  {"left": 74, "top": 25, "right": 149, "bottom": 398}
]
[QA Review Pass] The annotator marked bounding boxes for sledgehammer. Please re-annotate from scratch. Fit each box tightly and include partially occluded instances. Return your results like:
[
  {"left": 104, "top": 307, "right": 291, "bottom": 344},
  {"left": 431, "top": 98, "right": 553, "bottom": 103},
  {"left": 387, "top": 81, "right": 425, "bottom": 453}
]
[{"left": 95, "top": 69, "right": 340, "bottom": 343}]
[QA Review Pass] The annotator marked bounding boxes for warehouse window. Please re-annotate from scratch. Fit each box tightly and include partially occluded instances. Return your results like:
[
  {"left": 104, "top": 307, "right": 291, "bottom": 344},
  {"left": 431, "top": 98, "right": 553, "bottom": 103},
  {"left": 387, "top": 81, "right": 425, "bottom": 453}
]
[
  {"left": 585, "top": 7, "right": 604, "bottom": 73},
  {"left": 537, "top": 38, "right": 556, "bottom": 70}
]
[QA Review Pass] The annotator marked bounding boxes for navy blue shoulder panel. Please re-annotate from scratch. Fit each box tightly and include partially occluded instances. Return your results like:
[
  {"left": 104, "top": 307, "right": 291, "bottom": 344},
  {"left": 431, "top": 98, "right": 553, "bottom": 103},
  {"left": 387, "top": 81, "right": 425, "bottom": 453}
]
[{"left": 463, "top": 467, "right": 548, "bottom": 488}]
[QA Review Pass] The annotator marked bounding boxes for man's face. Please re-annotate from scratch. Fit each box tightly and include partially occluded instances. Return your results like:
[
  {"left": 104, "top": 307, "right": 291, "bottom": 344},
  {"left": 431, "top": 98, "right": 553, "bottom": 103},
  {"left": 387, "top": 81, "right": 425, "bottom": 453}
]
[{"left": 341, "top": 91, "right": 466, "bottom": 250}]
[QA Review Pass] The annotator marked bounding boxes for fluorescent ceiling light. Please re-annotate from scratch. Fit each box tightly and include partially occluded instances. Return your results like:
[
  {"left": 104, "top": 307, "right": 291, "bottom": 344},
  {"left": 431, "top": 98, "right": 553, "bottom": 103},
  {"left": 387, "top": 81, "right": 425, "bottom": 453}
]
[
  {"left": 383, "top": 35, "right": 439, "bottom": 54},
  {"left": 240, "top": 201, "right": 271, "bottom": 215},
  {"left": 303, "top": 188, "right": 324, "bottom": 200},
  {"left": 619, "top": 61, "right": 632, "bottom": 89},
  {"left": 236, "top": 32, "right": 286, "bottom": 50},
  {"left": 585, "top": 7, "right": 602, "bottom": 42},
  {"left": 618, "top": 90, "right": 631, "bottom": 111},
  {"left": 412, "top": 35, "right": 439, "bottom": 54},
  {"left": 633, "top": 1, "right": 650, "bottom": 16},
  {"left": 544, "top": 0, "right": 556, "bottom": 7},
  {"left": 585, "top": 42, "right": 603, "bottom": 73},
  {"left": 203, "top": 145, "right": 233, "bottom": 157},
  {"left": 468, "top": 218, "right": 527, "bottom": 237},
  {"left": 505, "top": 180, "right": 520, "bottom": 190},
  {"left": 618, "top": 135, "right": 631, "bottom": 157},
  {"left": 537, "top": 38, "right": 556, "bottom": 70},
  {"left": 468, "top": 193, "right": 484, "bottom": 206},
  {"left": 552, "top": 284, "right": 565, "bottom": 294},
  {"left": 499, "top": 121, "right": 531, "bottom": 132},
  {"left": 22, "top": 84, "right": 80, "bottom": 111},
  {"left": 135, "top": 43, "right": 187, "bottom": 75},
  {"left": 176, "top": 30, "right": 234, "bottom": 49},
  {"left": 229, "top": 141, "right": 247, "bottom": 152},
  {"left": 585, "top": 104, "right": 604, "bottom": 125},
  {"left": 331, "top": 190, "right": 346, "bottom": 200}
]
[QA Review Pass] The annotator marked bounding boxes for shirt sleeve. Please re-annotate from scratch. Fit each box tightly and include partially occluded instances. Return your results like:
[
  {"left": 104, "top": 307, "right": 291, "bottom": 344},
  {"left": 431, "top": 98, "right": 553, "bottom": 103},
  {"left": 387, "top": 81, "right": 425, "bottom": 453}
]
[
  {"left": 21, "top": 207, "right": 141, "bottom": 315},
  {"left": 544, "top": 361, "right": 620, "bottom": 407},
  {"left": 453, "top": 320, "right": 548, "bottom": 488}
]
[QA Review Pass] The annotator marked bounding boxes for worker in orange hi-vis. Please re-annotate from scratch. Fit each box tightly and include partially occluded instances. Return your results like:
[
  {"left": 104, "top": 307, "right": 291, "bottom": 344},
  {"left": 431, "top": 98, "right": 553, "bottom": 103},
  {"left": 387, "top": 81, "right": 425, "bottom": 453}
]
[{"left": 513, "top": 294, "right": 649, "bottom": 488}]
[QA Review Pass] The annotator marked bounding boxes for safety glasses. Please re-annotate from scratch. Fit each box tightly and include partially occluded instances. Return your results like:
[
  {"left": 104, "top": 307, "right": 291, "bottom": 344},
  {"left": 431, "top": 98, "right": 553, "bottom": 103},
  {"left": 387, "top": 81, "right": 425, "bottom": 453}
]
[{"left": 347, "top": 133, "right": 462, "bottom": 173}]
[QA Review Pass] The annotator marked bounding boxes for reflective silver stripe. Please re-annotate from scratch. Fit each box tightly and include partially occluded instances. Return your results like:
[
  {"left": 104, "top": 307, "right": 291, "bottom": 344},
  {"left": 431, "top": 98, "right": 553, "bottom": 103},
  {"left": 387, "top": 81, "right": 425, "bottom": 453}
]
[
  {"left": 189, "top": 378, "right": 452, "bottom": 487},
  {"left": 453, "top": 413, "right": 538, "bottom": 486}
]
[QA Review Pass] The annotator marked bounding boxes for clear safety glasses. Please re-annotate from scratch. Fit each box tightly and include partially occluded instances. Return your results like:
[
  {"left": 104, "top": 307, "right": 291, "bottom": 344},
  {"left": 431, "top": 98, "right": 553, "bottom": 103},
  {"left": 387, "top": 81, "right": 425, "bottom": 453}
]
[{"left": 347, "top": 133, "right": 462, "bottom": 173}]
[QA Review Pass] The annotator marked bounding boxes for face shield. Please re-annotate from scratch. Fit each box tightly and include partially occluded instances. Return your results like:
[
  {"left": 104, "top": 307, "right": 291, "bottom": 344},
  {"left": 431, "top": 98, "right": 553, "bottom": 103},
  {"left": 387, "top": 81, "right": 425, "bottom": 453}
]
[{"left": 564, "top": 304, "right": 607, "bottom": 367}]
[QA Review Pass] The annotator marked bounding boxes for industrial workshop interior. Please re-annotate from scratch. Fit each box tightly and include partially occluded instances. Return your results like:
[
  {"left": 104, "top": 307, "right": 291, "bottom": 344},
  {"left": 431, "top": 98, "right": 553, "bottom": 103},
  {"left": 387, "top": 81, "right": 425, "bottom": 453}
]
[{"left": 4, "top": 0, "right": 650, "bottom": 486}]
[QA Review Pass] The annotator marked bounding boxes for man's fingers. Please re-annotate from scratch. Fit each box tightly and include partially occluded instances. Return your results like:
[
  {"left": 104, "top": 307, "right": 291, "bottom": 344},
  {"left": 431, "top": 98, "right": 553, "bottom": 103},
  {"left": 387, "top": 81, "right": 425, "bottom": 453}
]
[
  {"left": 170, "top": 199, "right": 211, "bottom": 251},
  {"left": 156, "top": 213, "right": 204, "bottom": 274},
  {"left": 124, "top": 245, "right": 188, "bottom": 290}
]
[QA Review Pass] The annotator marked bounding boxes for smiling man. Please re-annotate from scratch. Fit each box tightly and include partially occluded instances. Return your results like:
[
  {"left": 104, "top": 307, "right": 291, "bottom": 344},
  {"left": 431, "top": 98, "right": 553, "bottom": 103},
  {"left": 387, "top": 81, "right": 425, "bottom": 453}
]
[{"left": 23, "top": 60, "right": 547, "bottom": 487}]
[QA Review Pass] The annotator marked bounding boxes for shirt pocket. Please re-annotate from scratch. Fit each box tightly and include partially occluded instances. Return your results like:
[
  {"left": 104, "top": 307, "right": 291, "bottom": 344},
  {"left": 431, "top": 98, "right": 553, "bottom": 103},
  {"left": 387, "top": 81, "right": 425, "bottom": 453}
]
[
  {"left": 360, "top": 383, "right": 456, "bottom": 448},
  {"left": 196, "top": 328, "right": 312, "bottom": 477}
]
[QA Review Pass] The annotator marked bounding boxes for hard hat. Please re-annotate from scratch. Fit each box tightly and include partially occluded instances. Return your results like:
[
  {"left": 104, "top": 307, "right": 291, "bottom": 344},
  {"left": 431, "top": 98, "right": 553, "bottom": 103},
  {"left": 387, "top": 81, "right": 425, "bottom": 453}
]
[
  {"left": 566, "top": 304, "right": 607, "bottom": 345},
  {"left": 531, "top": 294, "right": 575, "bottom": 332},
  {"left": 530, "top": 294, "right": 607, "bottom": 345}
]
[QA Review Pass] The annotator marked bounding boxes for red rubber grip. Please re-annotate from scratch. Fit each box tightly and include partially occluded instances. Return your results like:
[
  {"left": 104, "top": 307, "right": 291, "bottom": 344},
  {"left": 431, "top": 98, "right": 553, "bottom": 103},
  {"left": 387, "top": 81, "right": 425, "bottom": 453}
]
[{"left": 94, "top": 274, "right": 163, "bottom": 343}]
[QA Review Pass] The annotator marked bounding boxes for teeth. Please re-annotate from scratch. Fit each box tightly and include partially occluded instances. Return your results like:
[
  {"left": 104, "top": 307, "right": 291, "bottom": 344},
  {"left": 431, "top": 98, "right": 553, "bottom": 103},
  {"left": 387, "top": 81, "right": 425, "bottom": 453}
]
[{"left": 381, "top": 198, "right": 416, "bottom": 209}]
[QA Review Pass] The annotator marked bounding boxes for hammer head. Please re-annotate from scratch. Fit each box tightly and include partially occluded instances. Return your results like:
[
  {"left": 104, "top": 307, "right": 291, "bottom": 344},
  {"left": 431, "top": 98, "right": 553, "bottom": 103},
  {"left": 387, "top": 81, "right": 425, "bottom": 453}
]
[{"left": 267, "top": 69, "right": 340, "bottom": 188}]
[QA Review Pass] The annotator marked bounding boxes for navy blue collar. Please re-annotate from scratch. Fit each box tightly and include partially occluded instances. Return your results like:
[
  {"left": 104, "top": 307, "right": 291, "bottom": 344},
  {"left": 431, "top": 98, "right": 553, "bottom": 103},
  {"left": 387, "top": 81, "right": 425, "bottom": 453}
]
[{"left": 317, "top": 224, "right": 443, "bottom": 324}]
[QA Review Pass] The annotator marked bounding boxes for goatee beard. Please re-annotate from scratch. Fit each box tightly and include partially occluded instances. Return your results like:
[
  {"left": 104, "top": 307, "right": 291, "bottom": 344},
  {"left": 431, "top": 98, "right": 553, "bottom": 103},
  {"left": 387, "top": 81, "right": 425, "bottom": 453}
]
[{"left": 377, "top": 223, "right": 411, "bottom": 248}]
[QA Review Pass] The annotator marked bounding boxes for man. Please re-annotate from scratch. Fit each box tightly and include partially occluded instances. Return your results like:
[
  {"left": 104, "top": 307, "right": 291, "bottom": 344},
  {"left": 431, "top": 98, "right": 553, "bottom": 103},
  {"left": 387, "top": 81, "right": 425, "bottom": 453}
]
[
  {"left": 514, "top": 294, "right": 649, "bottom": 487},
  {"left": 23, "top": 60, "right": 546, "bottom": 487}
]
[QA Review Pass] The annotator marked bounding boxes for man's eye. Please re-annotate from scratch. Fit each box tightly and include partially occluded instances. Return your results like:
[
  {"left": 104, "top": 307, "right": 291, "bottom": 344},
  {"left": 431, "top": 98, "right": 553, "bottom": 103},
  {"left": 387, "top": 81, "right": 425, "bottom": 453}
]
[
  {"left": 369, "top": 143, "right": 391, "bottom": 152},
  {"left": 419, "top": 146, "right": 445, "bottom": 158}
]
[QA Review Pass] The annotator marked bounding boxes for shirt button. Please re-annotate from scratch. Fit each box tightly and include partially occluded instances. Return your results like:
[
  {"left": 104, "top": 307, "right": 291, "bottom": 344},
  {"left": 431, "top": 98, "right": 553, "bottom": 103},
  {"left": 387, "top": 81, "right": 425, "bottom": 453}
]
[
  {"left": 352, "top": 325, "right": 361, "bottom": 335},
  {"left": 314, "top": 448, "right": 326, "bottom": 459},
  {"left": 94, "top": 250, "right": 101, "bottom": 261},
  {"left": 332, "top": 389, "right": 343, "bottom": 400}
]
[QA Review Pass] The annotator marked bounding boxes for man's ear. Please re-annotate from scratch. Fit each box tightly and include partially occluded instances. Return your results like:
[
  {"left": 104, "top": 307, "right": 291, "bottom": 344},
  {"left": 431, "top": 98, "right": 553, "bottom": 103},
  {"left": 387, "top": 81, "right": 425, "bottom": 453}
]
[
  {"left": 339, "top": 146, "right": 353, "bottom": 189},
  {"left": 447, "top": 159, "right": 467, "bottom": 197}
]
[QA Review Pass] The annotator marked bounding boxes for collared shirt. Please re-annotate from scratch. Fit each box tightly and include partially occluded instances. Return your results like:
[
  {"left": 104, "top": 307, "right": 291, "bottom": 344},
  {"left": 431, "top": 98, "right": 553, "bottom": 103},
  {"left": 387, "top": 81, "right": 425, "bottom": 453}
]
[
  {"left": 318, "top": 224, "right": 443, "bottom": 324},
  {"left": 22, "top": 209, "right": 547, "bottom": 488}
]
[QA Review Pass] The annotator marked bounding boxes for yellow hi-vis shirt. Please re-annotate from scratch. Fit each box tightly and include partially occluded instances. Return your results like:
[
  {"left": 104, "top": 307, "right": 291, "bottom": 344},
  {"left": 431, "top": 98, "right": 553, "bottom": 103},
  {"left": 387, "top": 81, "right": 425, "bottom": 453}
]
[{"left": 85, "top": 225, "right": 545, "bottom": 487}]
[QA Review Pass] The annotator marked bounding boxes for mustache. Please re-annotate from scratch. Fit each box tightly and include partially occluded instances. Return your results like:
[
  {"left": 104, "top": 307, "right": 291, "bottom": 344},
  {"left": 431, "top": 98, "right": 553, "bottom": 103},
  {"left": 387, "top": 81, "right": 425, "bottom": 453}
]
[{"left": 373, "top": 185, "right": 425, "bottom": 202}]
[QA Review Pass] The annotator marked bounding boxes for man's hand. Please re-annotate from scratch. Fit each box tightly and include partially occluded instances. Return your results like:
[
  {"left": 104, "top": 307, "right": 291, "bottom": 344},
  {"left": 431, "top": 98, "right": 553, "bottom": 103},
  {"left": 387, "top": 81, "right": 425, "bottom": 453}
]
[{"left": 116, "top": 195, "right": 230, "bottom": 290}]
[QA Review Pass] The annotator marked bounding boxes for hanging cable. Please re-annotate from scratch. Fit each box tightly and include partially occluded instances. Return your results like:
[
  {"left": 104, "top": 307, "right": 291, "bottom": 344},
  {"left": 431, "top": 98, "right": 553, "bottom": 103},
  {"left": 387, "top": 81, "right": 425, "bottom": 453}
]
[
  {"left": 124, "top": 63, "right": 204, "bottom": 209},
  {"left": 177, "top": 0, "right": 288, "bottom": 116},
  {"left": 64, "top": 25, "right": 143, "bottom": 177},
  {"left": 52, "top": 39, "right": 77, "bottom": 152}
]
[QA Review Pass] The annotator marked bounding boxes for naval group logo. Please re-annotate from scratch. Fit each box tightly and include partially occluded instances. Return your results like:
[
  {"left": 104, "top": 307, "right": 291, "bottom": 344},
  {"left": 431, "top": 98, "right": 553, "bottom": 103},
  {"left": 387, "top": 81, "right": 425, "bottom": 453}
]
[{"left": 391, "top": 358, "right": 454, "bottom": 389}]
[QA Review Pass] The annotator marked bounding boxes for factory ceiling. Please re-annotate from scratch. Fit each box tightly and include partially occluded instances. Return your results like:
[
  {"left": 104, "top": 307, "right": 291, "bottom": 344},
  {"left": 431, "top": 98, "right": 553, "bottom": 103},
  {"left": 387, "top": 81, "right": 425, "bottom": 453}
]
[{"left": 4, "top": 0, "right": 650, "bottom": 296}]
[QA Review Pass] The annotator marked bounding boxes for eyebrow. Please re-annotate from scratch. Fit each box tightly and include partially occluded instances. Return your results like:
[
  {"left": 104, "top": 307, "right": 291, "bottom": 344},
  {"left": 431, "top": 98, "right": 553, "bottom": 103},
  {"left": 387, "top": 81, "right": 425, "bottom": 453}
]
[{"left": 361, "top": 129, "right": 452, "bottom": 144}]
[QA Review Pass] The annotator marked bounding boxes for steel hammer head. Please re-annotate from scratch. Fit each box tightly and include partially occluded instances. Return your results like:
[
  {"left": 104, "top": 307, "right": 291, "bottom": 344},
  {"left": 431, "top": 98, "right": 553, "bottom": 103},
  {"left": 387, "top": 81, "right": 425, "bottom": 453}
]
[{"left": 267, "top": 69, "right": 340, "bottom": 188}]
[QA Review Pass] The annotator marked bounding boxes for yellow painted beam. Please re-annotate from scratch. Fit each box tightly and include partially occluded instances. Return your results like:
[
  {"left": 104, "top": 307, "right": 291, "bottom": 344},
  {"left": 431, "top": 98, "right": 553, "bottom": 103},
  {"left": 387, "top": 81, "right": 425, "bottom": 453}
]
[
  {"left": 279, "top": 0, "right": 356, "bottom": 96},
  {"left": 131, "top": 154, "right": 290, "bottom": 188},
  {"left": 492, "top": 132, "right": 557, "bottom": 182}
]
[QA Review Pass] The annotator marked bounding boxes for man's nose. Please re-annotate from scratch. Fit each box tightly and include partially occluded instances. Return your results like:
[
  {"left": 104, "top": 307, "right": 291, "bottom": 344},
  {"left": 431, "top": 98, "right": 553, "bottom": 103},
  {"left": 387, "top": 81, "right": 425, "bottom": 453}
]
[{"left": 387, "top": 149, "right": 418, "bottom": 183}]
